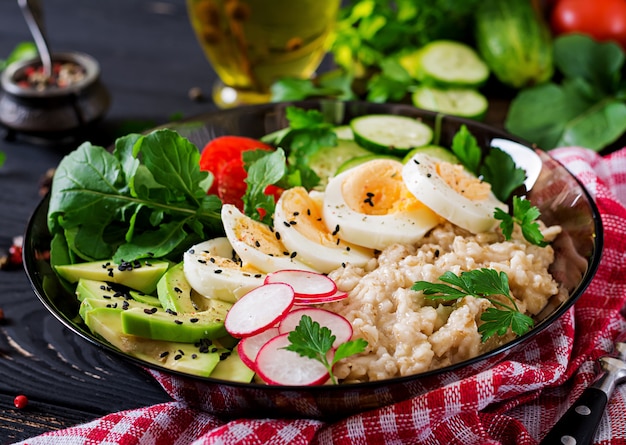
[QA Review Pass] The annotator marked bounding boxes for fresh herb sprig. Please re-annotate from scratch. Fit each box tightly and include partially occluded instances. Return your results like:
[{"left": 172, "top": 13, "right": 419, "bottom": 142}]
[
  {"left": 47, "top": 129, "right": 223, "bottom": 264},
  {"left": 451, "top": 124, "right": 526, "bottom": 202},
  {"left": 412, "top": 268, "right": 534, "bottom": 342},
  {"left": 285, "top": 315, "right": 368, "bottom": 385},
  {"left": 495, "top": 196, "right": 548, "bottom": 247}
]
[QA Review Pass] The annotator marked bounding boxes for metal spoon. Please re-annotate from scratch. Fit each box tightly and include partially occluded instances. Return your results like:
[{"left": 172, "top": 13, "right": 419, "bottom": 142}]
[{"left": 18, "top": 0, "right": 52, "bottom": 78}]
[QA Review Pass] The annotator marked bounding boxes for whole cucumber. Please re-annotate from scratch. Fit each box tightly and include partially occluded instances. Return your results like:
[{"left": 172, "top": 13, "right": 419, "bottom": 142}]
[{"left": 474, "top": 0, "right": 554, "bottom": 89}]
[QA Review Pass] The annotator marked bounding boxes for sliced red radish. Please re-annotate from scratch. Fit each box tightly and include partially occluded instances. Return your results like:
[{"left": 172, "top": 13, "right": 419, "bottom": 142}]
[
  {"left": 224, "top": 283, "right": 295, "bottom": 338},
  {"left": 278, "top": 308, "right": 353, "bottom": 349},
  {"left": 294, "top": 289, "right": 348, "bottom": 305},
  {"left": 255, "top": 333, "right": 330, "bottom": 386},
  {"left": 264, "top": 270, "right": 337, "bottom": 299},
  {"left": 237, "top": 327, "right": 280, "bottom": 371}
]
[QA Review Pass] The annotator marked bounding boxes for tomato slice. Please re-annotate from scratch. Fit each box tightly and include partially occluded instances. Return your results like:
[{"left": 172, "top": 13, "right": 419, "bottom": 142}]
[
  {"left": 199, "top": 136, "right": 274, "bottom": 196},
  {"left": 217, "top": 157, "right": 248, "bottom": 209}
]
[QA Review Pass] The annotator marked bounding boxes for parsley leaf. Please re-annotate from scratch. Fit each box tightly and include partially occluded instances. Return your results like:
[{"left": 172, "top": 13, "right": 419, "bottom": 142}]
[
  {"left": 411, "top": 268, "right": 534, "bottom": 342},
  {"left": 451, "top": 124, "right": 526, "bottom": 202},
  {"left": 285, "top": 315, "right": 368, "bottom": 384},
  {"left": 494, "top": 196, "right": 548, "bottom": 247}
]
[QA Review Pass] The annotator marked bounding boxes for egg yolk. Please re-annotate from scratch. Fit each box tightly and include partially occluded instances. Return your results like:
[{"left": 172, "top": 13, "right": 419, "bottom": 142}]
[
  {"left": 279, "top": 187, "right": 347, "bottom": 248},
  {"left": 341, "top": 159, "right": 426, "bottom": 215},
  {"left": 436, "top": 161, "right": 491, "bottom": 201},
  {"left": 233, "top": 215, "right": 287, "bottom": 257}
]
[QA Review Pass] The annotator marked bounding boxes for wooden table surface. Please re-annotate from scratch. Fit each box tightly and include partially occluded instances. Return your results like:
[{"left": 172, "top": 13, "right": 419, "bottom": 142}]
[{"left": 0, "top": 1, "right": 513, "bottom": 443}]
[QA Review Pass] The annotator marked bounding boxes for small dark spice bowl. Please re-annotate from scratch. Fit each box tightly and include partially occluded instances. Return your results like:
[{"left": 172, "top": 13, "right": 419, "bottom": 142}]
[{"left": 0, "top": 51, "right": 110, "bottom": 145}]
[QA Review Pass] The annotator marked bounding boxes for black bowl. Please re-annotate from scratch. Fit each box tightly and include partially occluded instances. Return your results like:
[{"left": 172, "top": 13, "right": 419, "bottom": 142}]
[{"left": 23, "top": 100, "right": 603, "bottom": 420}]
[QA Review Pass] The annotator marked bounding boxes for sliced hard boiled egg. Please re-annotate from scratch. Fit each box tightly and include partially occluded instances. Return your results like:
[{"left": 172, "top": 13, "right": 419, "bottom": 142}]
[
  {"left": 273, "top": 186, "right": 374, "bottom": 273},
  {"left": 221, "top": 204, "right": 315, "bottom": 273},
  {"left": 322, "top": 158, "right": 440, "bottom": 251},
  {"left": 402, "top": 152, "right": 508, "bottom": 233},
  {"left": 183, "top": 238, "right": 265, "bottom": 303}
]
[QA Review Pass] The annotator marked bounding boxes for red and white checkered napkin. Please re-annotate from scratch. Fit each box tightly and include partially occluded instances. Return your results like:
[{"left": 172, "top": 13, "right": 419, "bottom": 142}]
[{"left": 13, "top": 147, "right": 626, "bottom": 445}]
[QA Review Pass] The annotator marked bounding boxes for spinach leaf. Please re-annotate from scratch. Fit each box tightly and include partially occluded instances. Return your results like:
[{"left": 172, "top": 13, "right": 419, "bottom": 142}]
[
  {"left": 48, "top": 129, "right": 222, "bottom": 263},
  {"left": 505, "top": 34, "right": 626, "bottom": 151}
]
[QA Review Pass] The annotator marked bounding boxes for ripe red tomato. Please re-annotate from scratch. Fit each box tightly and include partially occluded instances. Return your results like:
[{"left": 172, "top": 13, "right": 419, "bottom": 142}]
[
  {"left": 550, "top": 0, "right": 626, "bottom": 50},
  {"left": 198, "top": 136, "right": 276, "bottom": 209}
]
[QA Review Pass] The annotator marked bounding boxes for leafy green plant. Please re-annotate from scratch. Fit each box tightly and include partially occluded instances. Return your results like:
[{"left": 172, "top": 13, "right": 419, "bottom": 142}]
[
  {"left": 47, "top": 129, "right": 223, "bottom": 264},
  {"left": 412, "top": 268, "right": 534, "bottom": 342},
  {"left": 285, "top": 315, "right": 368, "bottom": 384},
  {"left": 505, "top": 34, "right": 626, "bottom": 151},
  {"left": 495, "top": 196, "right": 547, "bottom": 247}
]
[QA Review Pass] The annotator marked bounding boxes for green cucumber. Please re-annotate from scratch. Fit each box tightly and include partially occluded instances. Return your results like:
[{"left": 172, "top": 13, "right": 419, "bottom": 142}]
[
  {"left": 309, "top": 139, "right": 372, "bottom": 187},
  {"left": 336, "top": 153, "right": 401, "bottom": 174},
  {"left": 412, "top": 86, "right": 488, "bottom": 120},
  {"left": 409, "top": 40, "right": 490, "bottom": 88},
  {"left": 350, "top": 115, "right": 433, "bottom": 155},
  {"left": 402, "top": 145, "right": 459, "bottom": 164}
]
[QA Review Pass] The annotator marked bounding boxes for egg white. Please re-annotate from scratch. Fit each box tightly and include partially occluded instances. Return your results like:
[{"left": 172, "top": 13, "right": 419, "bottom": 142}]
[
  {"left": 322, "top": 158, "right": 440, "bottom": 251},
  {"left": 402, "top": 152, "right": 508, "bottom": 233},
  {"left": 221, "top": 204, "right": 315, "bottom": 273},
  {"left": 183, "top": 238, "right": 265, "bottom": 303},
  {"left": 273, "top": 187, "right": 374, "bottom": 273}
]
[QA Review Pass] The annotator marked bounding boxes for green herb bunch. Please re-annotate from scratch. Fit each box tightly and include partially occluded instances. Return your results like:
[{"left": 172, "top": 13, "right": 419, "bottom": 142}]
[{"left": 47, "top": 130, "right": 223, "bottom": 264}]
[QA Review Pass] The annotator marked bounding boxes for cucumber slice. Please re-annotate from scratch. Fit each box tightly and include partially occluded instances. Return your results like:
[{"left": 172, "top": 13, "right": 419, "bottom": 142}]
[
  {"left": 333, "top": 125, "right": 354, "bottom": 140},
  {"left": 402, "top": 145, "right": 459, "bottom": 164},
  {"left": 308, "top": 139, "right": 372, "bottom": 187},
  {"left": 350, "top": 115, "right": 434, "bottom": 155},
  {"left": 412, "top": 86, "right": 489, "bottom": 120},
  {"left": 414, "top": 40, "right": 489, "bottom": 88},
  {"left": 336, "top": 153, "right": 400, "bottom": 174}
]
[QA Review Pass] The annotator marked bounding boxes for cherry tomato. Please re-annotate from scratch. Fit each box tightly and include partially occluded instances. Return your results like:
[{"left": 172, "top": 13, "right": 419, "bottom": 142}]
[
  {"left": 199, "top": 136, "right": 274, "bottom": 196},
  {"left": 550, "top": 0, "right": 626, "bottom": 50},
  {"left": 14, "top": 394, "right": 28, "bottom": 409}
]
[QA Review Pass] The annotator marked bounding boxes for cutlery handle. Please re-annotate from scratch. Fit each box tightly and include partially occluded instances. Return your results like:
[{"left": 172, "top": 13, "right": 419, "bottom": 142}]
[{"left": 539, "top": 387, "right": 607, "bottom": 445}]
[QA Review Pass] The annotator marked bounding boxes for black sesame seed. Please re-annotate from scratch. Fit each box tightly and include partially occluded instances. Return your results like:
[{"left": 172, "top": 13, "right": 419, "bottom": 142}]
[
  {"left": 332, "top": 225, "right": 340, "bottom": 236},
  {"left": 174, "top": 320, "right": 183, "bottom": 325},
  {"left": 159, "top": 351, "right": 169, "bottom": 358},
  {"left": 255, "top": 240, "right": 261, "bottom": 247},
  {"left": 174, "top": 287, "right": 182, "bottom": 294},
  {"left": 290, "top": 251, "right": 297, "bottom": 258},
  {"left": 144, "top": 307, "right": 158, "bottom": 314},
  {"left": 190, "top": 318, "right": 199, "bottom": 323},
  {"left": 275, "top": 232, "right": 281, "bottom": 240},
  {"left": 214, "top": 269, "right": 223, "bottom": 274},
  {"left": 174, "top": 354, "right": 182, "bottom": 360}
]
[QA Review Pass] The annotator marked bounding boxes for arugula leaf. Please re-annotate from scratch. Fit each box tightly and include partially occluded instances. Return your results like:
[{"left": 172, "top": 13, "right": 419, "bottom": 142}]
[
  {"left": 505, "top": 34, "right": 626, "bottom": 151},
  {"left": 411, "top": 268, "right": 534, "bottom": 342},
  {"left": 285, "top": 315, "right": 368, "bottom": 385},
  {"left": 47, "top": 129, "right": 223, "bottom": 263},
  {"left": 495, "top": 196, "right": 548, "bottom": 247}
]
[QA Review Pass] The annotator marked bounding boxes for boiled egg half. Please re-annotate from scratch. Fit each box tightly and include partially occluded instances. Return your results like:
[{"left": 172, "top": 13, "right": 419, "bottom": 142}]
[
  {"left": 402, "top": 152, "right": 507, "bottom": 233},
  {"left": 221, "top": 204, "right": 315, "bottom": 273},
  {"left": 183, "top": 237, "right": 265, "bottom": 303},
  {"left": 273, "top": 186, "right": 375, "bottom": 273},
  {"left": 322, "top": 158, "right": 441, "bottom": 251}
]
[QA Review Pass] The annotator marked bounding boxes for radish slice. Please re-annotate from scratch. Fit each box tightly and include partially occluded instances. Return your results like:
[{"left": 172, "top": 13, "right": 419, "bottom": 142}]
[
  {"left": 237, "top": 327, "right": 280, "bottom": 371},
  {"left": 294, "top": 289, "right": 348, "bottom": 305},
  {"left": 264, "top": 270, "right": 337, "bottom": 298},
  {"left": 255, "top": 333, "right": 330, "bottom": 386},
  {"left": 224, "top": 283, "right": 295, "bottom": 338},
  {"left": 278, "top": 308, "right": 353, "bottom": 349}
]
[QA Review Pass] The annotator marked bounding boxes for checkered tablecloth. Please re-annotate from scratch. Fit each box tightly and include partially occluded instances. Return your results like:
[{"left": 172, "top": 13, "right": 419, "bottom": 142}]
[{"left": 13, "top": 146, "right": 626, "bottom": 445}]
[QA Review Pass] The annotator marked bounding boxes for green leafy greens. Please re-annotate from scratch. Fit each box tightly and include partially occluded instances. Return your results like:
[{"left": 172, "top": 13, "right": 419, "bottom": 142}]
[
  {"left": 47, "top": 129, "right": 223, "bottom": 264},
  {"left": 451, "top": 124, "right": 526, "bottom": 202},
  {"left": 412, "top": 268, "right": 534, "bottom": 342},
  {"left": 285, "top": 315, "right": 368, "bottom": 384},
  {"left": 494, "top": 196, "right": 547, "bottom": 247},
  {"left": 505, "top": 34, "right": 626, "bottom": 151}
]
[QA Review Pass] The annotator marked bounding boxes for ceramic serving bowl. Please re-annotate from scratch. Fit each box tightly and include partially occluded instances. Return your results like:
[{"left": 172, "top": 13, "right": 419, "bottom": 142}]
[{"left": 23, "top": 100, "right": 602, "bottom": 420}]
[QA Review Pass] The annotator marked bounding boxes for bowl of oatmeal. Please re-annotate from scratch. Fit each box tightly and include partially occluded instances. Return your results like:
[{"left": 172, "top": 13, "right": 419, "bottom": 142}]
[{"left": 24, "top": 100, "right": 602, "bottom": 419}]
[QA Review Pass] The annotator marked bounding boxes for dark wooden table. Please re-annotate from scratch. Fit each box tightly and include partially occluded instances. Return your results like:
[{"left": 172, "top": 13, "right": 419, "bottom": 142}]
[{"left": 0, "top": 1, "right": 513, "bottom": 443}]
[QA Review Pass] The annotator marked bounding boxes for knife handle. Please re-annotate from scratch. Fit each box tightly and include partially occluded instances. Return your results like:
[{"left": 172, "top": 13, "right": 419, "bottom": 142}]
[{"left": 539, "top": 387, "right": 607, "bottom": 445}]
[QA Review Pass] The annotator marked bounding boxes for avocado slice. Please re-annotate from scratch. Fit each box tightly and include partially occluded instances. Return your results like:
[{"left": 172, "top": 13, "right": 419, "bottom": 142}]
[
  {"left": 156, "top": 262, "right": 197, "bottom": 313},
  {"left": 75, "top": 279, "right": 161, "bottom": 319},
  {"left": 129, "top": 291, "right": 161, "bottom": 307},
  {"left": 120, "top": 302, "right": 230, "bottom": 343},
  {"left": 209, "top": 348, "right": 255, "bottom": 383},
  {"left": 55, "top": 259, "right": 170, "bottom": 294},
  {"left": 84, "top": 307, "right": 223, "bottom": 377}
]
